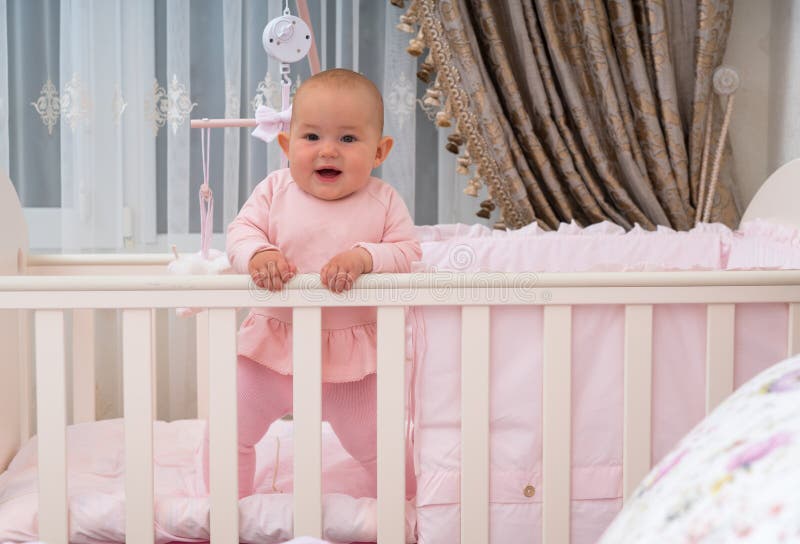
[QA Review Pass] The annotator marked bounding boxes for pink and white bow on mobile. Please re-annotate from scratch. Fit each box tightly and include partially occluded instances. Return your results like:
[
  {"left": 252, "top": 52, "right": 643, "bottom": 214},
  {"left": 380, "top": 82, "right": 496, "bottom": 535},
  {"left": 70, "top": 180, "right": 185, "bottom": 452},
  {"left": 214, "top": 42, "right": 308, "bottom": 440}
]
[{"left": 252, "top": 104, "right": 293, "bottom": 143}]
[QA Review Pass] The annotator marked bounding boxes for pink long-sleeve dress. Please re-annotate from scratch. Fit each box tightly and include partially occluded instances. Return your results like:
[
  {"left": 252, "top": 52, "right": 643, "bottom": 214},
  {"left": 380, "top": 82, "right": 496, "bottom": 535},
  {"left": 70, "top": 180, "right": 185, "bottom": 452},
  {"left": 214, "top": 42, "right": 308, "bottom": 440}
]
[{"left": 226, "top": 168, "right": 421, "bottom": 383}]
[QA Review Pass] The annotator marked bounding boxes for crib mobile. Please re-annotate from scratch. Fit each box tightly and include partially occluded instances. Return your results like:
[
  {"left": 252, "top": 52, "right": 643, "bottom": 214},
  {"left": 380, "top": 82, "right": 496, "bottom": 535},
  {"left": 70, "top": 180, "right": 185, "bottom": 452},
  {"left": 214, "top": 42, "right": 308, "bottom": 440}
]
[{"left": 168, "top": 3, "right": 314, "bottom": 315}]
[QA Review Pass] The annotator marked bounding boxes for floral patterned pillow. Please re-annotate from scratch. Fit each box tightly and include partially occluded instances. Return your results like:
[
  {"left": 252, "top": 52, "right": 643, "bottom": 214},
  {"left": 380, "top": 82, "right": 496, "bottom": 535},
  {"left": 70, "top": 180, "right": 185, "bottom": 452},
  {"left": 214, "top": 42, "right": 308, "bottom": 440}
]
[{"left": 599, "top": 354, "right": 800, "bottom": 543}]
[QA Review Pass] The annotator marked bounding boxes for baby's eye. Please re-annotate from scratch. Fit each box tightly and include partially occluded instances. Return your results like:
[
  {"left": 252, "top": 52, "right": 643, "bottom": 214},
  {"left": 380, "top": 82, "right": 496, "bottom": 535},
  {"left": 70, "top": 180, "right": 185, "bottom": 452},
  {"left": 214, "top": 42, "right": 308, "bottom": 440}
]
[
  {"left": 303, "top": 133, "right": 319, "bottom": 141},
  {"left": 341, "top": 135, "right": 357, "bottom": 143}
]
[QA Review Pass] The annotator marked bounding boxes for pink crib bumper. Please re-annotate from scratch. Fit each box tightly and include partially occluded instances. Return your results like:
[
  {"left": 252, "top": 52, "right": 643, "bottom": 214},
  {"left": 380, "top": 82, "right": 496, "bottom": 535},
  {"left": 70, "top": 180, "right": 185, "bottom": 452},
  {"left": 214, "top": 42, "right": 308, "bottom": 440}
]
[
  {"left": 411, "top": 220, "right": 799, "bottom": 544},
  {"left": 417, "top": 219, "right": 800, "bottom": 272}
]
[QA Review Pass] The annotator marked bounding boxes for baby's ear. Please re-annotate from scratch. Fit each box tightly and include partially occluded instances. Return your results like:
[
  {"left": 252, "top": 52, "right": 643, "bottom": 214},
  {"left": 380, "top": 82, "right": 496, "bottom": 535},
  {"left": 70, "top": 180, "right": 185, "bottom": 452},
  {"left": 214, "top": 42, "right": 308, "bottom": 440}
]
[
  {"left": 277, "top": 132, "right": 290, "bottom": 156},
  {"left": 373, "top": 136, "right": 394, "bottom": 168}
]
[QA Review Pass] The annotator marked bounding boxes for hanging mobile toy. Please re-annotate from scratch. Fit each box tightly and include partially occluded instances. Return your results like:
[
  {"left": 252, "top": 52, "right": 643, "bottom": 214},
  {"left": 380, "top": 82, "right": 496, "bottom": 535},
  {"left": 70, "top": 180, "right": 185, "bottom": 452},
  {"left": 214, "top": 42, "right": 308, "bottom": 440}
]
[
  {"left": 168, "top": 3, "right": 313, "bottom": 315},
  {"left": 251, "top": 3, "right": 313, "bottom": 167}
]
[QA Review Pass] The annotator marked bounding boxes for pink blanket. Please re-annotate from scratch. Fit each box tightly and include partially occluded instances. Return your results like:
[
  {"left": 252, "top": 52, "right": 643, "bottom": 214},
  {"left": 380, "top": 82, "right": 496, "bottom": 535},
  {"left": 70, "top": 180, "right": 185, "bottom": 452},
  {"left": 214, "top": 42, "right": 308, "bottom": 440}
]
[{"left": 412, "top": 220, "right": 796, "bottom": 543}]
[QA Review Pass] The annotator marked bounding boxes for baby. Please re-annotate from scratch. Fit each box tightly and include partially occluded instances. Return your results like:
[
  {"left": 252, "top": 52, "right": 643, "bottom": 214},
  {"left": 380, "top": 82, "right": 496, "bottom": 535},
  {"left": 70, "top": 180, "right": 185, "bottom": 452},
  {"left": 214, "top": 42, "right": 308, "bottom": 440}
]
[{"left": 226, "top": 68, "right": 421, "bottom": 498}]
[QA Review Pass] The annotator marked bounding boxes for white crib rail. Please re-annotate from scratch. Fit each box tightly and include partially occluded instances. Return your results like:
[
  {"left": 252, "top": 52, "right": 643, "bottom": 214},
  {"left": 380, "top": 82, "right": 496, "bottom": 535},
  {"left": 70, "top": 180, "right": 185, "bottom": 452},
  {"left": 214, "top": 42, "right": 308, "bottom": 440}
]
[
  {"left": 788, "top": 302, "right": 800, "bottom": 357},
  {"left": 461, "top": 306, "right": 491, "bottom": 544},
  {"left": 705, "top": 304, "right": 736, "bottom": 412},
  {"left": 207, "top": 309, "right": 239, "bottom": 541},
  {"left": 542, "top": 305, "right": 572, "bottom": 543},
  {"left": 122, "top": 309, "right": 155, "bottom": 543},
  {"left": 377, "top": 306, "right": 407, "bottom": 544},
  {"left": 4, "top": 269, "right": 800, "bottom": 543},
  {"left": 196, "top": 310, "right": 210, "bottom": 420},
  {"left": 34, "top": 310, "right": 68, "bottom": 544},
  {"left": 622, "top": 304, "right": 653, "bottom": 500},
  {"left": 72, "top": 309, "right": 96, "bottom": 423},
  {"left": 292, "top": 307, "right": 323, "bottom": 537}
]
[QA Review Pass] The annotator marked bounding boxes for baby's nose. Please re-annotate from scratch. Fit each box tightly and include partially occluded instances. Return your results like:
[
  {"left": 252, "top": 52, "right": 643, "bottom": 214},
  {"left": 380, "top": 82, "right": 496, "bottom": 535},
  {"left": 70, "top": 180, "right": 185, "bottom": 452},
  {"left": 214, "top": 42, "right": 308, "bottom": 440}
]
[{"left": 319, "top": 144, "right": 338, "bottom": 158}]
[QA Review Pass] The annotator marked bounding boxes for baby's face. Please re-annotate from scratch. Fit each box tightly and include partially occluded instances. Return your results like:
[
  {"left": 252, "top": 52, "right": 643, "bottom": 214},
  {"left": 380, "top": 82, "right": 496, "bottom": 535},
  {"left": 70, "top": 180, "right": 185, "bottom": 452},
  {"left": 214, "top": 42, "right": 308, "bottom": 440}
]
[{"left": 278, "top": 84, "right": 392, "bottom": 201}]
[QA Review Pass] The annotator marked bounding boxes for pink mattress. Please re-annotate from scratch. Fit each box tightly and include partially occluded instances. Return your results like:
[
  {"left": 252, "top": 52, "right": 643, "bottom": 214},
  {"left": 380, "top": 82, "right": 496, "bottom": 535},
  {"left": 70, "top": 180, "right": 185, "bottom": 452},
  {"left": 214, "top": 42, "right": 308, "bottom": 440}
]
[
  {"left": 411, "top": 220, "right": 798, "bottom": 543},
  {"left": 0, "top": 419, "right": 414, "bottom": 543}
]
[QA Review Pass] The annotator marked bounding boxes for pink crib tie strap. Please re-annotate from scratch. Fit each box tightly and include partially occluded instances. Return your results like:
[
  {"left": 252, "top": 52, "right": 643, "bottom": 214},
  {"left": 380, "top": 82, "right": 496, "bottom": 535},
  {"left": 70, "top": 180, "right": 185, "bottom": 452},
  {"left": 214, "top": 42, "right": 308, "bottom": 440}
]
[{"left": 252, "top": 104, "right": 293, "bottom": 143}]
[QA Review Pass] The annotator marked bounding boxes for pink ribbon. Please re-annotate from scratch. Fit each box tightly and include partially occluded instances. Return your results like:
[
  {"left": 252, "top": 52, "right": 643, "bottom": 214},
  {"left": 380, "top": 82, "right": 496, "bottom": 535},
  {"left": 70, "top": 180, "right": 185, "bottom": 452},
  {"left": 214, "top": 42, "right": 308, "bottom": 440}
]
[
  {"left": 199, "top": 127, "right": 213, "bottom": 260},
  {"left": 251, "top": 104, "right": 292, "bottom": 143}
]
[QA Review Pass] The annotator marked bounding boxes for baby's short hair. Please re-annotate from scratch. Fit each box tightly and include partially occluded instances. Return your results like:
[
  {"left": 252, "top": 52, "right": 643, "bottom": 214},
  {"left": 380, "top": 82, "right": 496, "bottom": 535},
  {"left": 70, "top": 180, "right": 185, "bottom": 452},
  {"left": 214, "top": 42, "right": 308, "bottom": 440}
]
[{"left": 294, "top": 68, "right": 385, "bottom": 133}]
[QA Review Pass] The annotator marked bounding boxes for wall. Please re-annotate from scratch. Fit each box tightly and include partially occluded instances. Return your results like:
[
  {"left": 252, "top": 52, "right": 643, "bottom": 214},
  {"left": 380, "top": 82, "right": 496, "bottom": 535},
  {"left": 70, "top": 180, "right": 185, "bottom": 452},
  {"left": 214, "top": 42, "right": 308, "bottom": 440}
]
[
  {"left": 723, "top": 0, "right": 772, "bottom": 209},
  {"left": 724, "top": 0, "right": 800, "bottom": 210},
  {"left": 767, "top": 2, "right": 800, "bottom": 175}
]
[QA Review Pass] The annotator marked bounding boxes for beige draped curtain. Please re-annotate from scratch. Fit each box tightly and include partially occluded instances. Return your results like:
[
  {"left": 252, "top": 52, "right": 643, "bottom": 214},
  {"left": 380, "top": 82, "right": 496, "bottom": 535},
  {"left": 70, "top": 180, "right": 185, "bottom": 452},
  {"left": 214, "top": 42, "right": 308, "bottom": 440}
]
[{"left": 403, "top": 0, "right": 739, "bottom": 230}]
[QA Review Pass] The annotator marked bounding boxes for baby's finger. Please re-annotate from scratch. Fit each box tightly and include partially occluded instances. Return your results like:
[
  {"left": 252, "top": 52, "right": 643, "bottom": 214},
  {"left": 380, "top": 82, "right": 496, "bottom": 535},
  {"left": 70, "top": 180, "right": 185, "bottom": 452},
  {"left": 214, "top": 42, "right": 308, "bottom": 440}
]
[
  {"left": 334, "top": 271, "right": 351, "bottom": 293},
  {"left": 320, "top": 264, "right": 329, "bottom": 286},
  {"left": 342, "top": 270, "right": 357, "bottom": 291},
  {"left": 263, "top": 270, "right": 273, "bottom": 291},
  {"left": 325, "top": 265, "right": 340, "bottom": 291},
  {"left": 268, "top": 273, "right": 284, "bottom": 291},
  {"left": 285, "top": 262, "right": 297, "bottom": 281},
  {"left": 332, "top": 272, "right": 343, "bottom": 293},
  {"left": 251, "top": 269, "right": 265, "bottom": 289},
  {"left": 266, "top": 261, "right": 281, "bottom": 291},
  {"left": 276, "top": 259, "right": 292, "bottom": 282}
]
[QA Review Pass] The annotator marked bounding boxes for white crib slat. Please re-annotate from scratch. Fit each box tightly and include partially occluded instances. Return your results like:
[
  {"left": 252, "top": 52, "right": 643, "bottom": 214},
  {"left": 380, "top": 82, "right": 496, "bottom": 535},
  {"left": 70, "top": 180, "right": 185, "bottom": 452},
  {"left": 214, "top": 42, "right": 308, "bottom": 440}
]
[
  {"left": 122, "top": 309, "right": 154, "bottom": 544},
  {"left": 706, "top": 304, "right": 735, "bottom": 413},
  {"left": 19, "top": 310, "right": 33, "bottom": 442},
  {"left": 72, "top": 309, "right": 96, "bottom": 423},
  {"left": 623, "top": 305, "right": 653, "bottom": 500},
  {"left": 207, "top": 309, "right": 239, "bottom": 542},
  {"left": 196, "top": 310, "right": 210, "bottom": 419},
  {"left": 377, "top": 306, "right": 406, "bottom": 544},
  {"left": 293, "top": 307, "right": 322, "bottom": 538},
  {"left": 35, "top": 310, "right": 68, "bottom": 544},
  {"left": 542, "top": 305, "right": 572, "bottom": 544},
  {"left": 1, "top": 309, "right": 25, "bottom": 472},
  {"left": 461, "top": 306, "right": 490, "bottom": 544},
  {"left": 789, "top": 303, "right": 800, "bottom": 357},
  {"left": 151, "top": 309, "right": 158, "bottom": 417}
]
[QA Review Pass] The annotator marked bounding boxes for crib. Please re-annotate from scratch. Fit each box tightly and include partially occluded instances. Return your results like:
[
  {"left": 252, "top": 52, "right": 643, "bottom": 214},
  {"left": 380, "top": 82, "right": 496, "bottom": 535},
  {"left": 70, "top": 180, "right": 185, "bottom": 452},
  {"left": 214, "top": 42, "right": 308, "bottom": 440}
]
[{"left": 1, "top": 162, "right": 800, "bottom": 544}]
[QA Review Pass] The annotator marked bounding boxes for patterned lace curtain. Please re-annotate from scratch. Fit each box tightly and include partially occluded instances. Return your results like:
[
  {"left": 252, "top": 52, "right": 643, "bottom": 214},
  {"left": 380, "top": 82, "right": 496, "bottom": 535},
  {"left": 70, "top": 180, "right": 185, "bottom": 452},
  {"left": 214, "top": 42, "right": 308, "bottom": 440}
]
[
  {"left": 401, "top": 0, "right": 740, "bottom": 230},
  {"left": 2, "top": 0, "right": 493, "bottom": 255}
]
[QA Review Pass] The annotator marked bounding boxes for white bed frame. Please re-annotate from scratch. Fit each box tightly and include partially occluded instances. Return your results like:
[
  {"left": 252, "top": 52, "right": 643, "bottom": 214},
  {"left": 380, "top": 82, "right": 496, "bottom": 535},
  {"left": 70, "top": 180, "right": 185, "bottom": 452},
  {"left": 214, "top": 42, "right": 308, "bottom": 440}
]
[{"left": 1, "top": 164, "right": 800, "bottom": 544}]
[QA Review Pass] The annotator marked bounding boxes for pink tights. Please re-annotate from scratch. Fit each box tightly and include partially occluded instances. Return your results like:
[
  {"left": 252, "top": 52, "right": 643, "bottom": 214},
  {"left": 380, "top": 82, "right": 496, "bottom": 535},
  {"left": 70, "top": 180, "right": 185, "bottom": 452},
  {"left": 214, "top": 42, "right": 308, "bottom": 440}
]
[{"left": 236, "top": 356, "right": 414, "bottom": 498}]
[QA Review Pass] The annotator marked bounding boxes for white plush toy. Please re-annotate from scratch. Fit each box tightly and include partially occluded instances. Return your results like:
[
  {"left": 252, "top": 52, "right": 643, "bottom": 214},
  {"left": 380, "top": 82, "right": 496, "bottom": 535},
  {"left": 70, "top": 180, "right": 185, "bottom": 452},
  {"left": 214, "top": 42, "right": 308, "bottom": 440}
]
[{"left": 168, "top": 245, "right": 229, "bottom": 276}]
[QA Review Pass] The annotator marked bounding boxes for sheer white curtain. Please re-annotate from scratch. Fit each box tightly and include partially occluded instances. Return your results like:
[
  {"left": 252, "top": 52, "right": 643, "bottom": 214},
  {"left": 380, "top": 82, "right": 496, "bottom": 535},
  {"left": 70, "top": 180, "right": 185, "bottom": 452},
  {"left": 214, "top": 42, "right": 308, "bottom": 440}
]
[
  {"left": 58, "top": 0, "right": 157, "bottom": 250},
  {"left": 4, "top": 0, "right": 488, "bottom": 252},
  {"left": 2, "top": 0, "right": 490, "bottom": 420},
  {"left": 0, "top": 0, "right": 7, "bottom": 174}
]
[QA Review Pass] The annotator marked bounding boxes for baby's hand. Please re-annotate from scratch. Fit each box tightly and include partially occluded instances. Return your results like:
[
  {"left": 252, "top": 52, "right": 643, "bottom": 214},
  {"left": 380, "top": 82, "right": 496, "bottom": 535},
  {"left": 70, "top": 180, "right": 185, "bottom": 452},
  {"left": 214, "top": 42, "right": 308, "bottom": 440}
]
[
  {"left": 320, "top": 248, "right": 373, "bottom": 293},
  {"left": 248, "top": 249, "right": 297, "bottom": 291}
]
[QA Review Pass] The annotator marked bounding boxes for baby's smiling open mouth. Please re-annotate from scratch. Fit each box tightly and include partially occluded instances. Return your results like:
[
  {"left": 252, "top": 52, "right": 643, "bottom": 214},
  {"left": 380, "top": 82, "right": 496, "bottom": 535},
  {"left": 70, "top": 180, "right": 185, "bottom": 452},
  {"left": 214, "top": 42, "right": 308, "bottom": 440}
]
[{"left": 316, "top": 168, "right": 342, "bottom": 181}]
